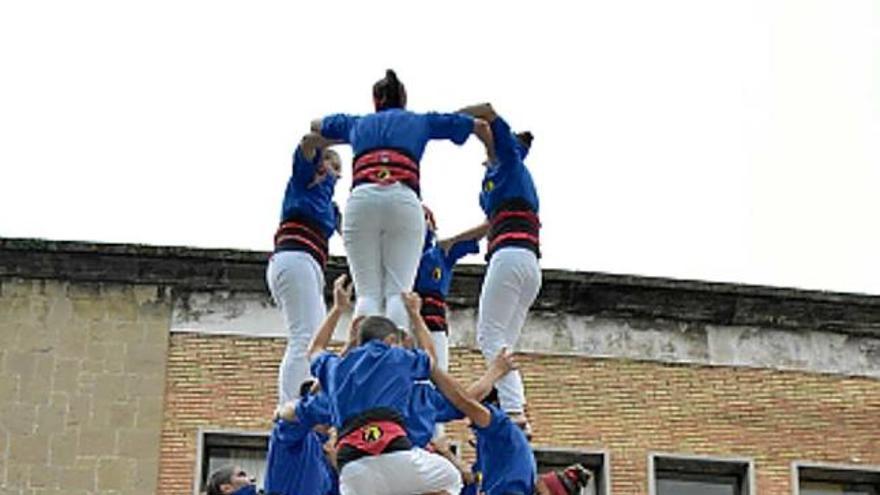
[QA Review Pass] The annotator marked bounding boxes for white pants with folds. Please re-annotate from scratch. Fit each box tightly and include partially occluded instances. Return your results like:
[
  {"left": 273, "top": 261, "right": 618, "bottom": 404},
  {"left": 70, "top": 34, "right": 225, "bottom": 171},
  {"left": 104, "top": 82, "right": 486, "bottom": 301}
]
[
  {"left": 343, "top": 183, "right": 426, "bottom": 331},
  {"left": 339, "top": 448, "right": 462, "bottom": 495},
  {"left": 266, "top": 251, "right": 326, "bottom": 406},
  {"left": 476, "top": 247, "right": 541, "bottom": 414}
]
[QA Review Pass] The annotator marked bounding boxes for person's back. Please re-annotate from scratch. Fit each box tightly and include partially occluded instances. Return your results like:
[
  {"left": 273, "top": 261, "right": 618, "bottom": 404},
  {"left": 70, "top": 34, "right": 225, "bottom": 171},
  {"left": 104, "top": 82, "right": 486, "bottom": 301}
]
[
  {"left": 473, "top": 403, "right": 537, "bottom": 495},
  {"left": 263, "top": 393, "right": 336, "bottom": 495}
]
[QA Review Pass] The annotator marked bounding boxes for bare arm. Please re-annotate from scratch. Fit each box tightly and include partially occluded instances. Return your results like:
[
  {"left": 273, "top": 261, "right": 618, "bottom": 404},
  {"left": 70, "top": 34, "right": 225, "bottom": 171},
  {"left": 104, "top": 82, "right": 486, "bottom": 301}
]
[
  {"left": 300, "top": 132, "right": 332, "bottom": 161},
  {"left": 430, "top": 365, "right": 491, "bottom": 428},
  {"left": 310, "top": 118, "right": 323, "bottom": 134},
  {"left": 466, "top": 347, "right": 515, "bottom": 400},
  {"left": 458, "top": 103, "right": 498, "bottom": 122},
  {"left": 438, "top": 221, "right": 490, "bottom": 254},
  {"left": 472, "top": 118, "right": 496, "bottom": 163},
  {"left": 403, "top": 292, "right": 437, "bottom": 366},
  {"left": 339, "top": 316, "right": 365, "bottom": 357},
  {"left": 306, "top": 274, "right": 352, "bottom": 361}
]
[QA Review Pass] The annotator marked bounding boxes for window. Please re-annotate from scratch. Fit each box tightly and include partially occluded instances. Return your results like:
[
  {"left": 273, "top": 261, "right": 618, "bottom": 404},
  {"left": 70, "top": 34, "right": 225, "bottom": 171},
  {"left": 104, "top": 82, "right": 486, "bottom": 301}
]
[
  {"left": 194, "top": 430, "right": 270, "bottom": 495},
  {"left": 795, "top": 462, "right": 880, "bottom": 495},
  {"left": 649, "top": 453, "right": 754, "bottom": 495},
  {"left": 534, "top": 447, "right": 609, "bottom": 495}
]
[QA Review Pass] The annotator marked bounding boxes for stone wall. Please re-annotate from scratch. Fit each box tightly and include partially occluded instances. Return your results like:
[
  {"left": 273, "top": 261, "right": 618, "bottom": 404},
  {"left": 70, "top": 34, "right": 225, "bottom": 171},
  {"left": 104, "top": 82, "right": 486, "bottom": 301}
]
[{"left": 0, "top": 278, "right": 170, "bottom": 495}]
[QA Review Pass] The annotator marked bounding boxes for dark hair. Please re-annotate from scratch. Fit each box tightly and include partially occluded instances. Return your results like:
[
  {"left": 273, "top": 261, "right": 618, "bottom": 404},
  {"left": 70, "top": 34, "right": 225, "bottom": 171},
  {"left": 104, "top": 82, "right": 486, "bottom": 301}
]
[
  {"left": 515, "top": 131, "right": 534, "bottom": 149},
  {"left": 205, "top": 466, "right": 235, "bottom": 495},
  {"left": 299, "top": 379, "right": 316, "bottom": 399},
  {"left": 483, "top": 387, "right": 500, "bottom": 407},
  {"left": 358, "top": 315, "right": 402, "bottom": 344},
  {"left": 373, "top": 69, "right": 407, "bottom": 111}
]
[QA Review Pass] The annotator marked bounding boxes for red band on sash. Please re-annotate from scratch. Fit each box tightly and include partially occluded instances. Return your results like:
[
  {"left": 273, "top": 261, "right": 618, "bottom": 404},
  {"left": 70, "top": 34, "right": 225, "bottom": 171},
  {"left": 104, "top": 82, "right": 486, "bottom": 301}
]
[
  {"left": 354, "top": 150, "right": 418, "bottom": 171},
  {"left": 274, "top": 233, "right": 328, "bottom": 265},
  {"left": 352, "top": 167, "right": 419, "bottom": 186},
  {"left": 492, "top": 210, "right": 540, "bottom": 226},
  {"left": 352, "top": 149, "right": 420, "bottom": 192},
  {"left": 422, "top": 296, "right": 447, "bottom": 309},
  {"left": 336, "top": 420, "right": 407, "bottom": 456},
  {"left": 487, "top": 232, "right": 540, "bottom": 253}
]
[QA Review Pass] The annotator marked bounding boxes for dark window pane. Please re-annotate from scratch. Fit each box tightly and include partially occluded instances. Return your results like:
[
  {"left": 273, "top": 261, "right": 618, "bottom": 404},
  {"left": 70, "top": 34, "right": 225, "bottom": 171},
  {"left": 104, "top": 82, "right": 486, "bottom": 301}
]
[{"left": 657, "top": 478, "right": 736, "bottom": 495}]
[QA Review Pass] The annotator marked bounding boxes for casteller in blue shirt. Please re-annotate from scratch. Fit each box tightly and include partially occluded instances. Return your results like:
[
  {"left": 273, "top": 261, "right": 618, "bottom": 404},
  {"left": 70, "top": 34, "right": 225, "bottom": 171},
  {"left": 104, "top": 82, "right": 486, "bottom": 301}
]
[
  {"left": 472, "top": 403, "right": 537, "bottom": 495},
  {"left": 278, "top": 146, "right": 339, "bottom": 238},
  {"left": 310, "top": 324, "right": 431, "bottom": 429},
  {"left": 262, "top": 393, "right": 337, "bottom": 495},
  {"left": 479, "top": 116, "right": 539, "bottom": 218},
  {"left": 415, "top": 230, "right": 480, "bottom": 299}
]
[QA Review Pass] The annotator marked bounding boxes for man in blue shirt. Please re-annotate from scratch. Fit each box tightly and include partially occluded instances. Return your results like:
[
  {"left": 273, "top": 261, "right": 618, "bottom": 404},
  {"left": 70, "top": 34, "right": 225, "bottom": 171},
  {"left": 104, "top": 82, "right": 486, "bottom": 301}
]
[{"left": 308, "top": 287, "right": 462, "bottom": 495}]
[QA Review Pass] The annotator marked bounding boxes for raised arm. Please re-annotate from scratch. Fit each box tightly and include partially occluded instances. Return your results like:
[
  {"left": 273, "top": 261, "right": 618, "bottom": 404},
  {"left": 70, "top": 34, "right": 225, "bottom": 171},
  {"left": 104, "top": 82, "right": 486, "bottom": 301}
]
[
  {"left": 403, "top": 292, "right": 437, "bottom": 366},
  {"left": 300, "top": 132, "right": 335, "bottom": 161},
  {"left": 438, "top": 221, "right": 490, "bottom": 255},
  {"left": 306, "top": 274, "right": 352, "bottom": 361},
  {"left": 458, "top": 103, "right": 498, "bottom": 122},
  {"left": 430, "top": 364, "right": 492, "bottom": 428},
  {"left": 472, "top": 118, "right": 496, "bottom": 163},
  {"left": 466, "top": 347, "right": 515, "bottom": 401}
]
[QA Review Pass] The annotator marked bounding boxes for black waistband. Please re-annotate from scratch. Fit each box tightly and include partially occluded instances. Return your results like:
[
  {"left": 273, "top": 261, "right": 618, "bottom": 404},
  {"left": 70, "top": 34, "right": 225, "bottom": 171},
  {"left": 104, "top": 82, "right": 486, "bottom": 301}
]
[
  {"left": 273, "top": 216, "right": 329, "bottom": 267},
  {"left": 336, "top": 408, "right": 411, "bottom": 470},
  {"left": 486, "top": 202, "right": 541, "bottom": 261}
]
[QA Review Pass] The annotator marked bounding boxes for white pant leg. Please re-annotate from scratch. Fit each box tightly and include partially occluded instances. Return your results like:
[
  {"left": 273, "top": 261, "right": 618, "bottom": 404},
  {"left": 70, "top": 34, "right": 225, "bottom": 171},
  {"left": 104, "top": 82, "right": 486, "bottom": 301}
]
[
  {"left": 379, "top": 183, "right": 425, "bottom": 330},
  {"left": 343, "top": 185, "right": 385, "bottom": 319},
  {"left": 476, "top": 247, "right": 541, "bottom": 414},
  {"left": 266, "top": 251, "right": 327, "bottom": 405},
  {"left": 431, "top": 331, "right": 449, "bottom": 372},
  {"left": 339, "top": 449, "right": 462, "bottom": 495}
]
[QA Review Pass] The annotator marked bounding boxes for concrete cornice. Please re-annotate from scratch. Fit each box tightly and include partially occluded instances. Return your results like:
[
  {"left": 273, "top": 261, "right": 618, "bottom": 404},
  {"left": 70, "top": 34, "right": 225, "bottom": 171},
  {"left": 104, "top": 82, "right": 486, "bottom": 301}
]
[{"left": 3, "top": 237, "right": 880, "bottom": 336}]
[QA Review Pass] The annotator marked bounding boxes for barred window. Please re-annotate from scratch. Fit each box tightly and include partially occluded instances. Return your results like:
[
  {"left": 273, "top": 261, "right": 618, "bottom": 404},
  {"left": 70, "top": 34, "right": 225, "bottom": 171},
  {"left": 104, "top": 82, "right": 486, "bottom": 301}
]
[{"left": 650, "top": 453, "right": 753, "bottom": 495}]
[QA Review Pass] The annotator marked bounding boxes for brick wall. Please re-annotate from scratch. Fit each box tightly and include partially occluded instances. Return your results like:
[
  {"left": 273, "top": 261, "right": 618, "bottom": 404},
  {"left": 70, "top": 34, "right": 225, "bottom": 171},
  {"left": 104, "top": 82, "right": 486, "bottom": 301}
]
[
  {"left": 0, "top": 278, "right": 171, "bottom": 495},
  {"left": 159, "top": 333, "right": 880, "bottom": 495}
]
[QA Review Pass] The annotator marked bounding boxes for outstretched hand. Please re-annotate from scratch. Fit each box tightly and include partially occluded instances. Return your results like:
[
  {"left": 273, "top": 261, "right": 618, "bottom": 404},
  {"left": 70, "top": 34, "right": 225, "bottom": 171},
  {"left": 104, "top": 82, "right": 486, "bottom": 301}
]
[
  {"left": 490, "top": 347, "right": 517, "bottom": 375},
  {"left": 333, "top": 274, "right": 353, "bottom": 310}
]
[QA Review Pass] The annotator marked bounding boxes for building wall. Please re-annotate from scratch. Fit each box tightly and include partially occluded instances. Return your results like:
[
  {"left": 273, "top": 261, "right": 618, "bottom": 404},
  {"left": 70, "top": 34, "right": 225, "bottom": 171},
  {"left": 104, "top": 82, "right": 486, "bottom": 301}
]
[
  {"left": 159, "top": 333, "right": 880, "bottom": 495},
  {"left": 0, "top": 278, "right": 171, "bottom": 495}
]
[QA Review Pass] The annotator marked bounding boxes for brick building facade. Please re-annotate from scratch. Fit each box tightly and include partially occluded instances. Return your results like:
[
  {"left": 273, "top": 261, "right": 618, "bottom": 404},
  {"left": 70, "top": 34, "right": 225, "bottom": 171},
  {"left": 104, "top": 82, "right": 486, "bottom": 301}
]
[{"left": 2, "top": 238, "right": 880, "bottom": 495}]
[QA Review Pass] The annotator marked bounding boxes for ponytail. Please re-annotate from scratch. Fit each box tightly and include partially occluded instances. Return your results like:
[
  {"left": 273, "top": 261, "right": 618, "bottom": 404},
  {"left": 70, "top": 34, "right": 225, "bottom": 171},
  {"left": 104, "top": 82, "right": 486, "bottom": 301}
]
[{"left": 373, "top": 69, "right": 407, "bottom": 110}]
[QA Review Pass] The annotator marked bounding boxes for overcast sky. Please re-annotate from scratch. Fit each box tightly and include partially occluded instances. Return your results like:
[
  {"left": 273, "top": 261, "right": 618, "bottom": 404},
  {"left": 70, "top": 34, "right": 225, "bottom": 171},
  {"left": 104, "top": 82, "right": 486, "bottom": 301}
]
[{"left": 1, "top": 0, "right": 877, "bottom": 295}]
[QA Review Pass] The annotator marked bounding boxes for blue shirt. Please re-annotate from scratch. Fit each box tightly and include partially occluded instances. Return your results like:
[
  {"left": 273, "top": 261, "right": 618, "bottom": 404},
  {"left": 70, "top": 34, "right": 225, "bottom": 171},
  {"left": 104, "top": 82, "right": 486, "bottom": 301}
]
[
  {"left": 414, "top": 232, "right": 480, "bottom": 298},
  {"left": 320, "top": 109, "right": 474, "bottom": 161},
  {"left": 406, "top": 382, "right": 465, "bottom": 448},
  {"left": 311, "top": 341, "right": 432, "bottom": 427},
  {"left": 473, "top": 405, "right": 537, "bottom": 495},
  {"left": 479, "top": 117, "right": 540, "bottom": 217},
  {"left": 279, "top": 146, "right": 338, "bottom": 238},
  {"left": 262, "top": 395, "right": 336, "bottom": 495}
]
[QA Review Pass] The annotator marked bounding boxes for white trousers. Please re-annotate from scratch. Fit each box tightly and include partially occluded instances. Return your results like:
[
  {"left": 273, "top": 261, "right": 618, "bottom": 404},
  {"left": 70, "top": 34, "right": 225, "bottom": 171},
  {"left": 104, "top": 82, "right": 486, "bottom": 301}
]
[
  {"left": 432, "top": 331, "right": 449, "bottom": 372},
  {"left": 476, "top": 247, "right": 541, "bottom": 414},
  {"left": 266, "top": 251, "right": 326, "bottom": 405},
  {"left": 343, "top": 183, "right": 426, "bottom": 330},
  {"left": 339, "top": 448, "right": 462, "bottom": 495}
]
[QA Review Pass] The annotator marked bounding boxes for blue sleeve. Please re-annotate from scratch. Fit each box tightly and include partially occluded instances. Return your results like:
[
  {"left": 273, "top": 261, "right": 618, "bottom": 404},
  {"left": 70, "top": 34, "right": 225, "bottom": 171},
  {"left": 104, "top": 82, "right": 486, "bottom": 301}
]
[
  {"left": 292, "top": 145, "right": 320, "bottom": 185},
  {"left": 475, "top": 404, "right": 508, "bottom": 436},
  {"left": 425, "top": 112, "right": 474, "bottom": 145},
  {"left": 297, "top": 394, "right": 333, "bottom": 428},
  {"left": 445, "top": 239, "right": 480, "bottom": 268},
  {"left": 490, "top": 116, "right": 520, "bottom": 169},
  {"left": 429, "top": 387, "right": 465, "bottom": 422},
  {"left": 271, "top": 418, "right": 310, "bottom": 446},
  {"left": 320, "top": 113, "right": 358, "bottom": 142},
  {"left": 407, "top": 348, "right": 432, "bottom": 380},
  {"left": 310, "top": 352, "right": 339, "bottom": 389}
]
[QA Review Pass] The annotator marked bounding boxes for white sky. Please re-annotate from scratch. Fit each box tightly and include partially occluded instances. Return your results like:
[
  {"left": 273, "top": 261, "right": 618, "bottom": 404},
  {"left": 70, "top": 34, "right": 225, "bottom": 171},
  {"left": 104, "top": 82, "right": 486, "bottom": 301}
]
[{"left": 1, "top": 0, "right": 878, "bottom": 295}]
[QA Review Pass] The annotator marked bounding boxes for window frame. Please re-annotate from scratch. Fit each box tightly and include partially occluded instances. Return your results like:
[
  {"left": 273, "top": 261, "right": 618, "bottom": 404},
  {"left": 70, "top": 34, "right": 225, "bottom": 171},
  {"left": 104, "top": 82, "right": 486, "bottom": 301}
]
[
  {"left": 792, "top": 461, "right": 880, "bottom": 495},
  {"left": 648, "top": 452, "right": 755, "bottom": 495},
  {"left": 192, "top": 427, "right": 271, "bottom": 495},
  {"left": 532, "top": 446, "right": 611, "bottom": 495}
]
